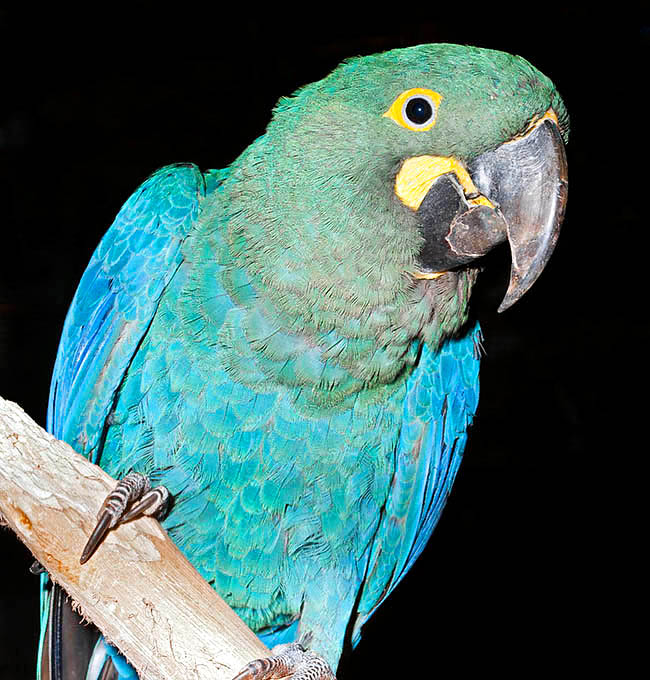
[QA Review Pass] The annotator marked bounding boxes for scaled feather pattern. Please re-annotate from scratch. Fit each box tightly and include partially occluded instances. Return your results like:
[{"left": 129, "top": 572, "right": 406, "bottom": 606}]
[{"left": 39, "top": 43, "right": 568, "bottom": 678}]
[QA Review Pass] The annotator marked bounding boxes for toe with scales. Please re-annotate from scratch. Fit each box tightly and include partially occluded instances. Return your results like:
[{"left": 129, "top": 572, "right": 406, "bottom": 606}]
[
  {"left": 232, "top": 643, "right": 336, "bottom": 680},
  {"left": 80, "top": 472, "right": 170, "bottom": 564}
]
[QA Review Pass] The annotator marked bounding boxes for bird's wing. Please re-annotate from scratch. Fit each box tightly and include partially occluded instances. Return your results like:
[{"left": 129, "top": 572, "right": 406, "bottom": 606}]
[
  {"left": 40, "top": 163, "right": 213, "bottom": 680},
  {"left": 47, "top": 163, "right": 209, "bottom": 453},
  {"left": 356, "top": 323, "right": 481, "bottom": 634}
]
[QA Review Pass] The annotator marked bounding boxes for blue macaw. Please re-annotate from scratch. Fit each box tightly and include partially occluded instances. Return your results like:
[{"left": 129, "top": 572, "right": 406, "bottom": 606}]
[{"left": 38, "top": 43, "right": 568, "bottom": 679}]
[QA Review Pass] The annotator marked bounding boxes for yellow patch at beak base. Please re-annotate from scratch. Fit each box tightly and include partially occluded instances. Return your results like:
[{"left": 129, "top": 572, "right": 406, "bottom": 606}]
[
  {"left": 410, "top": 270, "right": 445, "bottom": 280},
  {"left": 394, "top": 156, "right": 495, "bottom": 212}
]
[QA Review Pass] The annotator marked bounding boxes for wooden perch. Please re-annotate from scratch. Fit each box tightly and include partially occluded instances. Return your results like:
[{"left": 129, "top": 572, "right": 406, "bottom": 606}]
[{"left": 0, "top": 395, "right": 270, "bottom": 680}]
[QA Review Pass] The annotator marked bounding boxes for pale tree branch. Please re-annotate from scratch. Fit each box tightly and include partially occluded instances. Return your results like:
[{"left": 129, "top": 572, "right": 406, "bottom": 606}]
[{"left": 0, "top": 395, "right": 270, "bottom": 680}]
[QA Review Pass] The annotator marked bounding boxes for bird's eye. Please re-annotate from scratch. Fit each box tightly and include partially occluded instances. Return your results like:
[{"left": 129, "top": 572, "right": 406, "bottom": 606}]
[
  {"left": 404, "top": 96, "right": 435, "bottom": 127},
  {"left": 383, "top": 88, "right": 442, "bottom": 132}
]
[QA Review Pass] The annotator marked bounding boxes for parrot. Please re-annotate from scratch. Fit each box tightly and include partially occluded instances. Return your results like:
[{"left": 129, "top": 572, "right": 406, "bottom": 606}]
[{"left": 37, "top": 43, "right": 568, "bottom": 680}]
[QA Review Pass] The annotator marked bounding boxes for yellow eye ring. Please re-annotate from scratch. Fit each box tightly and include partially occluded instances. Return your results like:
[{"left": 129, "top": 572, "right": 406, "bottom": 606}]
[{"left": 383, "top": 88, "right": 442, "bottom": 132}]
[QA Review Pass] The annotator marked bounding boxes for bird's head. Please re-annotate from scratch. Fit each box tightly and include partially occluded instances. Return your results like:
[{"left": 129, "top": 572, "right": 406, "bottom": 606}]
[{"left": 256, "top": 43, "right": 568, "bottom": 315}]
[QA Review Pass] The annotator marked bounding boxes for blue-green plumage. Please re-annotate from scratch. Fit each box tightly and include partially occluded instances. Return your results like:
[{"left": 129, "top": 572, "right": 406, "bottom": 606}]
[
  {"left": 40, "top": 43, "right": 568, "bottom": 679},
  {"left": 62, "top": 163, "right": 479, "bottom": 648}
]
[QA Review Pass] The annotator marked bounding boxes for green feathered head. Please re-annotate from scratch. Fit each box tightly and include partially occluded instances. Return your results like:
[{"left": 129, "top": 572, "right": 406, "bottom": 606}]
[
  {"left": 275, "top": 44, "right": 568, "bottom": 161},
  {"left": 219, "top": 43, "right": 568, "bottom": 389}
]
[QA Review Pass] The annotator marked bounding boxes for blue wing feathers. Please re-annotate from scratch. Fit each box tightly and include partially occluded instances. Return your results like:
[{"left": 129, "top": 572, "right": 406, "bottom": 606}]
[
  {"left": 41, "top": 164, "right": 210, "bottom": 680},
  {"left": 398, "top": 329, "right": 479, "bottom": 580},
  {"left": 356, "top": 325, "right": 480, "bottom": 631},
  {"left": 47, "top": 164, "right": 207, "bottom": 450}
]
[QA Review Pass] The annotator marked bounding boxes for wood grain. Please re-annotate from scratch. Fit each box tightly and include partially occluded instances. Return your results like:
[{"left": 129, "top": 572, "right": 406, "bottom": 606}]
[{"left": 0, "top": 395, "right": 270, "bottom": 680}]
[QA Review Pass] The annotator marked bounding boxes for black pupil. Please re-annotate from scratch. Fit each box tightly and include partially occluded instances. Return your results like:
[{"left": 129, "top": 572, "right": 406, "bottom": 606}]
[{"left": 405, "top": 97, "right": 433, "bottom": 125}]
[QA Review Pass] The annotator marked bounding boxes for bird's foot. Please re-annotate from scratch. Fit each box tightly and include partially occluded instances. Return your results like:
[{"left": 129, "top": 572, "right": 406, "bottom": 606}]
[
  {"left": 80, "top": 472, "right": 170, "bottom": 564},
  {"left": 232, "top": 643, "right": 336, "bottom": 680}
]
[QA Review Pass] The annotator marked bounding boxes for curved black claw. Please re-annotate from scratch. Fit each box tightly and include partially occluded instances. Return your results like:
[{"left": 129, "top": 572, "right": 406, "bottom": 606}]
[
  {"left": 121, "top": 486, "right": 170, "bottom": 523},
  {"left": 232, "top": 643, "right": 336, "bottom": 680},
  {"left": 80, "top": 472, "right": 170, "bottom": 564}
]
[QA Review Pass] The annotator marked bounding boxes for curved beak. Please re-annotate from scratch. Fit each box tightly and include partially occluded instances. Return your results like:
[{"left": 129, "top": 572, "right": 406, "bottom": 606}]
[{"left": 411, "top": 112, "right": 568, "bottom": 311}]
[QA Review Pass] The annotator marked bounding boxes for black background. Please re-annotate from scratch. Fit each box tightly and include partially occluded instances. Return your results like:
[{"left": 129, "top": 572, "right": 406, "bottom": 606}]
[{"left": 0, "top": 8, "right": 640, "bottom": 679}]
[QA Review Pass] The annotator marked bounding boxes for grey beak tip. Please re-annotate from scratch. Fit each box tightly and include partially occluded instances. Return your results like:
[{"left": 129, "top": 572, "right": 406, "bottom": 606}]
[{"left": 497, "top": 297, "right": 516, "bottom": 313}]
